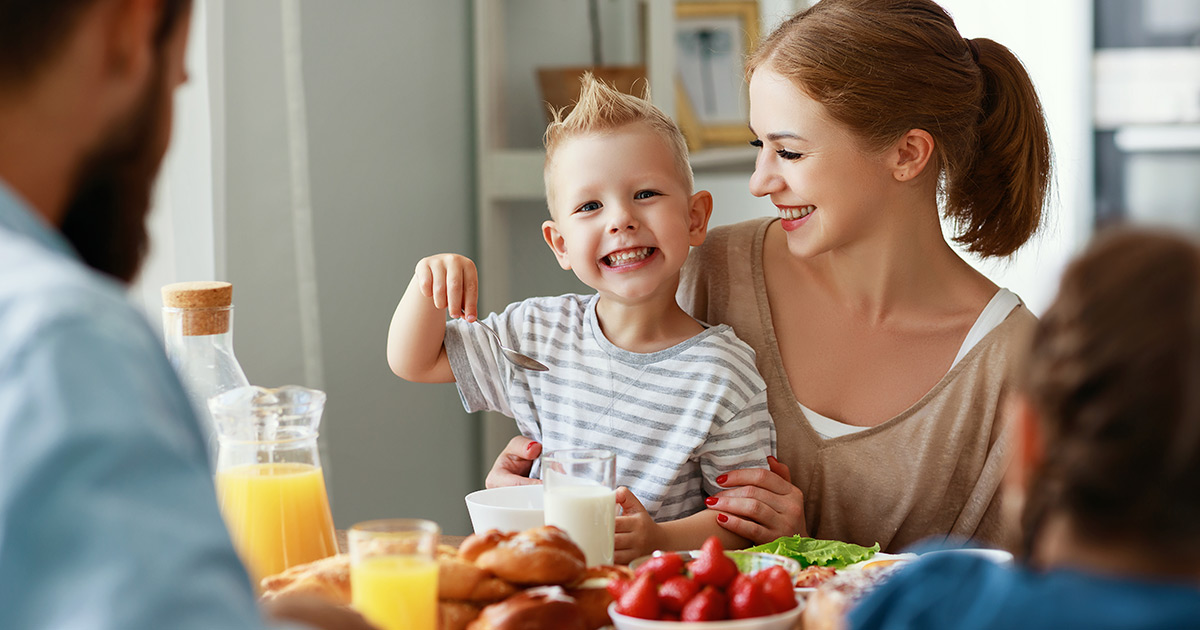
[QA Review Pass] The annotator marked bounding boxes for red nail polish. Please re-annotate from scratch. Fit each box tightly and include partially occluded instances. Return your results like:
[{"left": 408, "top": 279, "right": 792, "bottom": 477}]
[
  {"left": 768, "top": 455, "right": 778, "bottom": 463},
  {"left": 527, "top": 442, "right": 540, "bottom": 453},
  {"left": 705, "top": 497, "right": 718, "bottom": 506},
  {"left": 717, "top": 514, "right": 728, "bottom": 523},
  {"left": 715, "top": 474, "right": 728, "bottom": 485}
]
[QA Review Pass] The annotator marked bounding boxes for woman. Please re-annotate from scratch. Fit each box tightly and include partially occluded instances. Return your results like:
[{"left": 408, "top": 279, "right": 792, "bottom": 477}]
[
  {"left": 490, "top": 0, "right": 1050, "bottom": 552},
  {"left": 845, "top": 229, "right": 1200, "bottom": 629}
]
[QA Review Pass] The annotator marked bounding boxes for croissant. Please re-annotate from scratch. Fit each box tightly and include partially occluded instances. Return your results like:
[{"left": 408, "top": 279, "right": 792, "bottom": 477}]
[
  {"left": 259, "top": 553, "right": 351, "bottom": 605},
  {"left": 459, "top": 526, "right": 586, "bottom": 586}
]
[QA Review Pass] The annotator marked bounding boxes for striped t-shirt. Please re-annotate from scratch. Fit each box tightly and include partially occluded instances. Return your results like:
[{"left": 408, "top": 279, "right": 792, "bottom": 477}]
[{"left": 444, "top": 293, "right": 776, "bottom": 522}]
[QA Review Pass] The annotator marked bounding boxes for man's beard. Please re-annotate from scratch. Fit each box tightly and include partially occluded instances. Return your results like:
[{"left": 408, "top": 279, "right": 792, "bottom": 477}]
[{"left": 59, "top": 63, "right": 170, "bottom": 284}]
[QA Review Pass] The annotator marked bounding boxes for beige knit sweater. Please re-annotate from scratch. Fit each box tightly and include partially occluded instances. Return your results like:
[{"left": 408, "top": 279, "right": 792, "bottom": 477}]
[{"left": 678, "top": 218, "right": 1036, "bottom": 552}]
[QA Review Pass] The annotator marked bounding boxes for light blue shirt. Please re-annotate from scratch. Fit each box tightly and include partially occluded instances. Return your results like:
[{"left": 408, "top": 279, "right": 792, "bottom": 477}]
[{"left": 0, "top": 182, "right": 294, "bottom": 629}]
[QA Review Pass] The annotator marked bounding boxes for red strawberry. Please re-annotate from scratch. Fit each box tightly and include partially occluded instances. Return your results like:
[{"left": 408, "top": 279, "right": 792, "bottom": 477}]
[
  {"left": 729, "top": 575, "right": 774, "bottom": 619},
  {"left": 617, "top": 572, "right": 660, "bottom": 620},
  {"left": 681, "top": 586, "right": 728, "bottom": 622},
  {"left": 635, "top": 553, "right": 686, "bottom": 583},
  {"left": 754, "top": 566, "right": 798, "bottom": 612},
  {"left": 658, "top": 575, "right": 700, "bottom": 612},
  {"left": 728, "top": 574, "right": 754, "bottom": 601},
  {"left": 606, "top": 576, "right": 631, "bottom": 602},
  {"left": 687, "top": 536, "right": 738, "bottom": 588}
]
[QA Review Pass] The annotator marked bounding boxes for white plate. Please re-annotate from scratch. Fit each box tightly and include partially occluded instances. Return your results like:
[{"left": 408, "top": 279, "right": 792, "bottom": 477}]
[
  {"left": 792, "top": 552, "right": 918, "bottom": 597},
  {"left": 918, "top": 547, "right": 1013, "bottom": 565}
]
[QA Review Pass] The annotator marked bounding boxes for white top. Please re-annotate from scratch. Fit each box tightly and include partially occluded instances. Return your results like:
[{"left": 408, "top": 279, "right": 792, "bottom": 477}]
[
  {"left": 801, "top": 289, "right": 1022, "bottom": 440},
  {"left": 444, "top": 293, "right": 776, "bottom": 521}
]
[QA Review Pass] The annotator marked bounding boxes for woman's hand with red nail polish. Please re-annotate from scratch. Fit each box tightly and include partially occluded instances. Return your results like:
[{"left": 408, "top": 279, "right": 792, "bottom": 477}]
[
  {"left": 485, "top": 435, "right": 542, "bottom": 488},
  {"left": 709, "top": 458, "right": 806, "bottom": 545}
]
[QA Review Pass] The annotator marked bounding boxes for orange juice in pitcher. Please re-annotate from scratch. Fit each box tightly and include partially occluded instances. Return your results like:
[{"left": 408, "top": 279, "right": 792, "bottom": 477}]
[
  {"left": 210, "top": 386, "right": 337, "bottom": 584},
  {"left": 216, "top": 462, "right": 337, "bottom": 581}
]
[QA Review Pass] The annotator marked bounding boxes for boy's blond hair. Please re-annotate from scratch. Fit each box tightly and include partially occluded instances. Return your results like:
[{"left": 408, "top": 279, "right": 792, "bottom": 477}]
[{"left": 543, "top": 73, "right": 694, "bottom": 211}]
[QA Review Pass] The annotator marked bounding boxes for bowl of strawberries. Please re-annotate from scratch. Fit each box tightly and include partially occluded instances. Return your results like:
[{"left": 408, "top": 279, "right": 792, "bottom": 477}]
[{"left": 607, "top": 537, "right": 803, "bottom": 629}]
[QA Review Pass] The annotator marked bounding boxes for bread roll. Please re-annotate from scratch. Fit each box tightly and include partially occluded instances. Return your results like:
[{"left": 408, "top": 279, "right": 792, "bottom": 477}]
[
  {"left": 466, "top": 586, "right": 587, "bottom": 630},
  {"left": 459, "top": 526, "right": 586, "bottom": 586},
  {"left": 439, "top": 600, "right": 482, "bottom": 630},
  {"left": 438, "top": 552, "right": 519, "bottom": 602},
  {"left": 565, "top": 565, "right": 634, "bottom": 630},
  {"left": 259, "top": 554, "right": 351, "bottom": 605}
]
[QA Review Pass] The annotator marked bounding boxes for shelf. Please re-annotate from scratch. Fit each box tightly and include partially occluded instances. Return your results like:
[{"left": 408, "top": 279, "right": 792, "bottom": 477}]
[
  {"left": 481, "top": 145, "right": 757, "bottom": 202},
  {"left": 1114, "top": 124, "right": 1200, "bottom": 152},
  {"left": 689, "top": 145, "right": 757, "bottom": 171}
]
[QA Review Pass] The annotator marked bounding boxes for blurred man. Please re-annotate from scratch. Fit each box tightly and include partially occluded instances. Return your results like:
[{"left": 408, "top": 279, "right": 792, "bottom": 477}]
[{"left": 0, "top": 1, "right": 373, "bottom": 628}]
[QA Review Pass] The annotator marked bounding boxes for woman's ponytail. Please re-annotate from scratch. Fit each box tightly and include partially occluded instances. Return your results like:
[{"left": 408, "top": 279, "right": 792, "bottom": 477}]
[{"left": 945, "top": 37, "right": 1052, "bottom": 257}]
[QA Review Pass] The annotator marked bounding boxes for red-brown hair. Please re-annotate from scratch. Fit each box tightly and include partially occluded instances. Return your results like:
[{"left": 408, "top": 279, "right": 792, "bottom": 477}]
[
  {"left": 1022, "top": 228, "right": 1200, "bottom": 559},
  {"left": 749, "top": 0, "right": 1051, "bottom": 257}
]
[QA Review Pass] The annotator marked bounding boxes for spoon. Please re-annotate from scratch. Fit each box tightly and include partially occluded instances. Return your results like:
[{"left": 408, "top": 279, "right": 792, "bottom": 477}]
[{"left": 475, "top": 320, "right": 549, "bottom": 372}]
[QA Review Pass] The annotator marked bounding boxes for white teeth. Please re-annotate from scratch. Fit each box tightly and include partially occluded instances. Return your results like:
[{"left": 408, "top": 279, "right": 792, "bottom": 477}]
[
  {"left": 779, "top": 205, "right": 815, "bottom": 220},
  {"left": 606, "top": 247, "right": 652, "bottom": 265}
]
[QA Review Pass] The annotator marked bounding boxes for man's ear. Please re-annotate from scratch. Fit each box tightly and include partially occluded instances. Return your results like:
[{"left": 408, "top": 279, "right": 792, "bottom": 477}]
[
  {"left": 888, "top": 128, "right": 935, "bottom": 183},
  {"left": 542, "top": 220, "right": 572, "bottom": 270},
  {"left": 687, "top": 190, "right": 714, "bottom": 247},
  {"left": 97, "top": 0, "right": 159, "bottom": 112}
]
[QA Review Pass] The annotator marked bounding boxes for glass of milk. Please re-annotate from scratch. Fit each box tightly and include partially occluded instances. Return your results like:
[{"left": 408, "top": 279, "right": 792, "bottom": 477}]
[{"left": 541, "top": 449, "right": 617, "bottom": 566}]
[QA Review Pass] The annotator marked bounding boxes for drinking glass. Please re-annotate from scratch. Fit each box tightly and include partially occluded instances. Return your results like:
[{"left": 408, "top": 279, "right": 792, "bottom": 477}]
[
  {"left": 542, "top": 449, "right": 617, "bottom": 565},
  {"left": 349, "top": 519, "right": 440, "bottom": 630}
]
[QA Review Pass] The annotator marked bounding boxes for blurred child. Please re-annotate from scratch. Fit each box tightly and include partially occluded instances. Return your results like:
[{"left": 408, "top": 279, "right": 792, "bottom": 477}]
[
  {"left": 843, "top": 228, "right": 1200, "bottom": 629},
  {"left": 386, "top": 75, "right": 775, "bottom": 563}
]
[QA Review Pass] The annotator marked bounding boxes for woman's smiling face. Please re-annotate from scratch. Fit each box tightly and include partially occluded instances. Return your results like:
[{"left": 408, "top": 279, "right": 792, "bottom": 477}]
[{"left": 747, "top": 66, "right": 898, "bottom": 259}]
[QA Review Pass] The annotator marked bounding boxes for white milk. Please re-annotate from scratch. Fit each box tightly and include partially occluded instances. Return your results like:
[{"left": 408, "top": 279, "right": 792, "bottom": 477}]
[{"left": 543, "top": 484, "right": 617, "bottom": 565}]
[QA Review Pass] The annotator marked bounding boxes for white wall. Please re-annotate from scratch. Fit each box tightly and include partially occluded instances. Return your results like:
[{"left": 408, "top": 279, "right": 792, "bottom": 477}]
[{"left": 220, "top": 0, "right": 476, "bottom": 534}]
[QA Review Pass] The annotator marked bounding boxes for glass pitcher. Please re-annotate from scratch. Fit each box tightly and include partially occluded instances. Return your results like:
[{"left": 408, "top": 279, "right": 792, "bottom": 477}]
[{"left": 209, "top": 385, "right": 338, "bottom": 585}]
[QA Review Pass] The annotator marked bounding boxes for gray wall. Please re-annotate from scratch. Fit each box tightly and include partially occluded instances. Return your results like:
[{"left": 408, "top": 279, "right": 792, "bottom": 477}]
[{"left": 221, "top": 0, "right": 476, "bottom": 535}]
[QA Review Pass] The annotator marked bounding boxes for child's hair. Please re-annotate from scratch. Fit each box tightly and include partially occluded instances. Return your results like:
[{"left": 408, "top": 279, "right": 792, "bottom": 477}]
[
  {"left": 543, "top": 73, "right": 694, "bottom": 211},
  {"left": 1021, "top": 228, "right": 1200, "bottom": 561},
  {"left": 748, "top": 0, "right": 1051, "bottom": 257}
]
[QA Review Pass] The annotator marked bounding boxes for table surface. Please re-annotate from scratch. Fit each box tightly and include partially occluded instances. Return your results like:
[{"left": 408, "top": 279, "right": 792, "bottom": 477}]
[{"left": 336, "top": 531, "right": 467, "bottom": 553}]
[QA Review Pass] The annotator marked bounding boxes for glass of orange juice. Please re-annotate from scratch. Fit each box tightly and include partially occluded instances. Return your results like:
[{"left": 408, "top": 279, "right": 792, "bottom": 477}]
[
  {"left": 349, "top": 519, "right": 440, "bottom": 630},
  {"left": 210, "top": 385, "right": 338, "bottom": 585}
]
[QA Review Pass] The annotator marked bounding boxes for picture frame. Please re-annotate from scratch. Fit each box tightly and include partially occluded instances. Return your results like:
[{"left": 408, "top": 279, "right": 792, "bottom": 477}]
[{"left": 674, "top": 1, "right": 760, "bottom": 151}]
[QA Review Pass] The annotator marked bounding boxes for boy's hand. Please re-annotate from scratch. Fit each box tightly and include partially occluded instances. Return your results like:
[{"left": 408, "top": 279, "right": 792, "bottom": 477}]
[
  {"left": 615, "top": 487, "right": 663, "bottom": 565},
  {"left": 415, "top": 254, "right": 479, "bottom": 322}
]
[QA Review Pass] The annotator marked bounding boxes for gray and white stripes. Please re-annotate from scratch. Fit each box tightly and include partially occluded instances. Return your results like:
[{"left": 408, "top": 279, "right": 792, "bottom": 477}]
[{"left": 445, "top": 294, "right": 776, "bottom": 522}]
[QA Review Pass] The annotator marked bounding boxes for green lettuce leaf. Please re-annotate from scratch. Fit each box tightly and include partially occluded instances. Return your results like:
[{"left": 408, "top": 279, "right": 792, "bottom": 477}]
[{"left": 745, "top": 536, "right": 880, "bottom": 569}]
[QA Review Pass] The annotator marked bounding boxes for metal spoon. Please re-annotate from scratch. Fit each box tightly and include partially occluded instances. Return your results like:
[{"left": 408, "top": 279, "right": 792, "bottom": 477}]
[{"left": 475, "top": 320, "right": 549, "bottom": 372}]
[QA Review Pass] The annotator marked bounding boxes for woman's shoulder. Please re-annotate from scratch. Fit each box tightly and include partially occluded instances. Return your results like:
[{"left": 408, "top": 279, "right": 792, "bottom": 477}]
[
  {"left": 698, "top": 217, "right": 774, "bottom": 255},
  {"left": 680, "top": 218, "right": 774, "bottom": 326},
  {"left": 682, "top": 218, "right": 773, "bottom": 286}
]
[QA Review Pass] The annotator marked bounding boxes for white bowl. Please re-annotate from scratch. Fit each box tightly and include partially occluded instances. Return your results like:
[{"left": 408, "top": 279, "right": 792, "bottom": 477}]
[
  {"left": 608, "top": 601, "right": 803, "bottom": 630},
  {"left": 464, "top": 485, "right": 545, "bottom": 534},
  {"left": 920, "top": 547, "right": 1013, "bottom": 565}
]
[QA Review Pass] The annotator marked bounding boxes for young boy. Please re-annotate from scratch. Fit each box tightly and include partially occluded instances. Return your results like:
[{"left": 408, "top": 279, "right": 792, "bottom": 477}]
[{"left": 386, "top": 76, "right": 775, "bottom": 563}]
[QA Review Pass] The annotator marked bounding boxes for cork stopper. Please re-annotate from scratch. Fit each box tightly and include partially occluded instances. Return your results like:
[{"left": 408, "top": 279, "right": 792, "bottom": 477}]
[{"left": 162, "top": 281, "right": 234, "bottom": 336}]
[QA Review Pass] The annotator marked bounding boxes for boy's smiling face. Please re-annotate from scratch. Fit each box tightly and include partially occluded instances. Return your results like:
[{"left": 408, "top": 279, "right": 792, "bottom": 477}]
[{"left": 543, "top": 123, "right": 712, "bottom": 306}]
